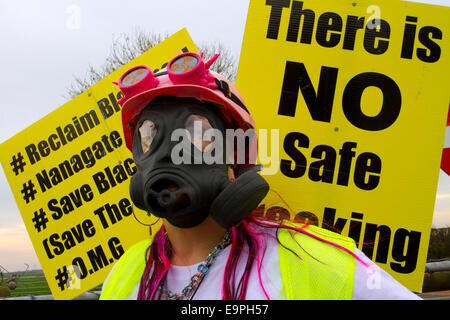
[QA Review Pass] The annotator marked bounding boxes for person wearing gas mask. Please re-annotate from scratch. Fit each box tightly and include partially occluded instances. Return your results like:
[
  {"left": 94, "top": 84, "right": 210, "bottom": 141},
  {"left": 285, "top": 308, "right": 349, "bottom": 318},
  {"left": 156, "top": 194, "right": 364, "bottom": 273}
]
[{"left": 100, "top": 52, "right": 420, "bottom": 300}]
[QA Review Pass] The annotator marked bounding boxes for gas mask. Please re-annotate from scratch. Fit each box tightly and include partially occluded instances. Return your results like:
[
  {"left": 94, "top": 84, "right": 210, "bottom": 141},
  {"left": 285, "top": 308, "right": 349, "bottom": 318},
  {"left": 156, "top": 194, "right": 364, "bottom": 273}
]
[{"left": 129, "top": 98, "right": 269, "bottom": 229}]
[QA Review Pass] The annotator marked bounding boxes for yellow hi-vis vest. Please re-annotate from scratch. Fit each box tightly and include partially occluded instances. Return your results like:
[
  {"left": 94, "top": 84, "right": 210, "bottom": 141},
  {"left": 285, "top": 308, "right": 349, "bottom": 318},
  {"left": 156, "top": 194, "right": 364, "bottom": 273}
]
[{"left": 100, "top": 223, "right": 356, "bottom": 300}]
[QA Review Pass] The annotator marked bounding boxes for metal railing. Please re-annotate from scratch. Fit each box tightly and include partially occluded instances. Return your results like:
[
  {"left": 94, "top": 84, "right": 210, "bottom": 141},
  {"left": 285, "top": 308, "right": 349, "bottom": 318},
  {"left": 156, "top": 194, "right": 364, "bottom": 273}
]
[{"left": 425, "top": 258, "right": 450, "bottom": 274}]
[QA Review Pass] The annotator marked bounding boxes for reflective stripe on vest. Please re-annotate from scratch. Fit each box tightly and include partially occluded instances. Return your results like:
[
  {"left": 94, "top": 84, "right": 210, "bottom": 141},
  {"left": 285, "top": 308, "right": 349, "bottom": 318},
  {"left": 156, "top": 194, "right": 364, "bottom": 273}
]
[{"left": 100, "top": 223, "right": 355, "bottom": 300}]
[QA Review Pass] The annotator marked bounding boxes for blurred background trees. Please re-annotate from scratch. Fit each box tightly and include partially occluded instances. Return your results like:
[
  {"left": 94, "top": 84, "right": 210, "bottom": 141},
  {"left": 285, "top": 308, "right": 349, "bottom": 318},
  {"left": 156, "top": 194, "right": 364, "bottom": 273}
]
[{"left": 66, "top": 28, "right": 238, "bottom": 99}]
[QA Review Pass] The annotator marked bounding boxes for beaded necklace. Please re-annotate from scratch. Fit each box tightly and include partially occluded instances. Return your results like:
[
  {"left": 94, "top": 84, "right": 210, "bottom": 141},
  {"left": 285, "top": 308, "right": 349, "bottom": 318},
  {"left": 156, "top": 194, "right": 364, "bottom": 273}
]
[{"left": 160, "top": 230, "right": 232, "bottom": 300}]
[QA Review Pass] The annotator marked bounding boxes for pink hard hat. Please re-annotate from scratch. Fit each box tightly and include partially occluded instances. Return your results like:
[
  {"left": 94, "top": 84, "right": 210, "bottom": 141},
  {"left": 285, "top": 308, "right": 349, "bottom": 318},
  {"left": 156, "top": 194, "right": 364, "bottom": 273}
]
[{"left": 115, "top": 52, "right": 257, "bottom": 169}]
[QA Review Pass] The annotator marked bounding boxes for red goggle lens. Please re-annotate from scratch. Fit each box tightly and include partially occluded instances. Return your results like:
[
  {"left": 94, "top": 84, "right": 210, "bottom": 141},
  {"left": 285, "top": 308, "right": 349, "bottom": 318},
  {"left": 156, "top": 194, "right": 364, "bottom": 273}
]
[
  {"left": 121, "top": 67, "right": 150, "bottom": 87},
  {"left": 169, "top": 54, "right": 200, "bottom": 74}
]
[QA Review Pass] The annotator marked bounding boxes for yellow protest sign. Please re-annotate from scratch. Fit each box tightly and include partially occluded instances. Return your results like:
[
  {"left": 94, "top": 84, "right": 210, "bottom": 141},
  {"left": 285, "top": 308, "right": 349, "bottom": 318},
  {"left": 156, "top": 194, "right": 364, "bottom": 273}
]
[
  {"left": 236, "top": 0, "right": 450, "bottom": 292},
  {"left": 0, "top": 28, "right": 198, "bottom": 300}
]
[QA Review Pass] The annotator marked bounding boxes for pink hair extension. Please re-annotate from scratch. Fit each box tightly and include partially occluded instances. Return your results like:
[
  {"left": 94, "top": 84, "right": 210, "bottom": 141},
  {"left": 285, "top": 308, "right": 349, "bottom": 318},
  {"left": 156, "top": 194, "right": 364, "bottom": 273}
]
[
  {"left": 222, "top": 227, "right": 237, "bottom": 299},
  {"left": 269, "top": 189, "right": 296, "bottom": 215},
  {"left": 148, "top": 226, "right": 171, "bottom": 300},
  {"left": 268, "top": 188, "right": 349, "bottom": 235},
  {"left": 158, "top": 225, "right": 171, "bottom": 269},
  {"left": 245, "top": 221, "right": 270, "bottom": 300},
  {"left": 138, "top": 225, "right": 172, "bottom": 300},
  {"left": 285, "top": 224, "right": 370, "bottom": 268},
  {"left": 256, "top": 260, "right": 270, "bottom": 300},
  {"left": 222, "top": 225, "right": 246, "bottom": 299},
  {"left": 222, "top": 222, "right": 266, "bottom": 300},
  {"left": 242, "top": 221, "right": 270, "bottom": 300},
  {"left": 253, "top": 218, "right": 371, "bottom": 269},
  {"left": 255, "top": 234, "right": 270, "bottom": 300},
  {"left": 149, "top": 270, "right": 168, "bottom": 300},
  {"left": 237, "top": 273, "right": 248, "bottom": 300},
  {"left": 237, "top": 224, "right": 255, "bottom": 300}
]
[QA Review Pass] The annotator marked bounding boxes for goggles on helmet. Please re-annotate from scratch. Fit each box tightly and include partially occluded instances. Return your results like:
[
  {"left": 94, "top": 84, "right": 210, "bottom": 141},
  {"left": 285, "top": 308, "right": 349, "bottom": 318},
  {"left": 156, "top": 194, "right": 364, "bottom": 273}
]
[
  {"left": 116, "top": 51, "right": 257, "bottom": 169},
  {"left": 117, "top": 52, "right": 248, "bottom": 113}
]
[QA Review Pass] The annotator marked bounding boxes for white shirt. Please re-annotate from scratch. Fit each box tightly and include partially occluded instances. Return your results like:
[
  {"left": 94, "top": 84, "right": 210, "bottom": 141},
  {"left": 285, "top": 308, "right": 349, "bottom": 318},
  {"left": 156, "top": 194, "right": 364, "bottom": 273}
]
[{"left": 116, "top": 227, "right": 420, "bottom": 300}]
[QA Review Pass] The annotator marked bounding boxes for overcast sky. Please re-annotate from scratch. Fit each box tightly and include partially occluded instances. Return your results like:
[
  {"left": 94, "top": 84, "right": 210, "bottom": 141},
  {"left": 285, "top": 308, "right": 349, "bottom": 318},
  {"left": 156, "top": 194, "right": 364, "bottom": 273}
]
[{"left": 0, "top": 0, "right": 449, "bottom": 272}]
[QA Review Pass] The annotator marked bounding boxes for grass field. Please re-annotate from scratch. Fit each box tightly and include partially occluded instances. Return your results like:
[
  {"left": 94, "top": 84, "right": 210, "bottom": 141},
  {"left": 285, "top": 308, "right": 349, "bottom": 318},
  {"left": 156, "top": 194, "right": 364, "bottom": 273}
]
[{"left": 1, "top": 270, "right": 102, "bottom": 298}]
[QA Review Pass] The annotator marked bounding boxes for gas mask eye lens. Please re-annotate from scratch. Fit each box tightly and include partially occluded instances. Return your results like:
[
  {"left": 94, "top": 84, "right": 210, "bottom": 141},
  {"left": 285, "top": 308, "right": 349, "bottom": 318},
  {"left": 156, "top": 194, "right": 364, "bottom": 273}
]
[
  {"left": 185, "top": 115, "right": 214, "bottom": 151},
  {"left": 139, "top": 120, "right": 157, "bottom": 154}
]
